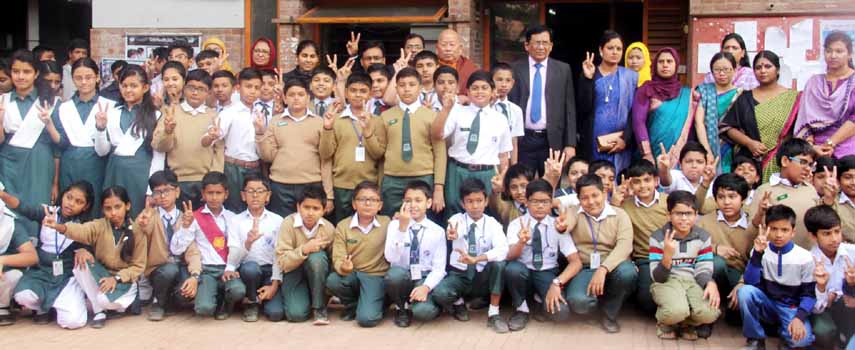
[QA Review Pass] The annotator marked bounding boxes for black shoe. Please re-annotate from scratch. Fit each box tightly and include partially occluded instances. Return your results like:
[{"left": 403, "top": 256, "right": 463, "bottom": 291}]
[
  {"left": 467, "top": 297, "right": 489, "bottom": 310},
  {"left": 242, "top": 303, "right": 259, "bottom": 322},
  {"left": 127, "top": 297, "right": 142, "bottom": 315},
  {"left": 487, "top": 315, "right": 510, "bottom": 334},
  {"left": 508, "top": 311, "right": 529, "bottom": 331},
  {"left": 312, "top": 308, "right": 330, "bottom": 325},
  {"left": 696, "top": 324, "right": 713, "bottom": 339},
  {"left": 394, "top": 308, "right": 411, "bottom": 328},
  {"left": 147, "top": 304, "right": 166, "bottom": 322},
  {"left": 531, "top": 301, "right": 548, "bottom": 322},
  {"left": 214, "top": 303, "right": 231, "bottom": 321},
  {"left": 91, "top": 313, "right": 106, "bottom": 329},
  {"left": 451, "top": 304, "right": 470, "bottom": 322},
  {"left": 743, "top": 338, "right": 766, "bottom": 350},
  {"left": 340, "top": 306, "right": 357, "bottom": 321},
  {"left": 600, "top": 316, "right": 620, "bottom": 333},
  {"left": 0, "top": 312, "right": 15, "bottom": 326},
  {"left": 32, "top": 312, "right": 50, "bottom": 325}
]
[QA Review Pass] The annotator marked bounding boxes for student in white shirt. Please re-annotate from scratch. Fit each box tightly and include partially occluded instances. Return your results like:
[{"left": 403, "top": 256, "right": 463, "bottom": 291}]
[
  {"left": 383, "top": 180, "right": 446, "bottom": 328},
  {"left": 255, "top": 69, "right": 279, "bottom": 121},
  {"left": 491, "top": 63, "right": 525, "bottom": 164},
  {"left": 659, "top": 141, "right": 711, "bottom": 195},
  {"left": 309, "top": 67, "right": 336, "bottom": 117}
]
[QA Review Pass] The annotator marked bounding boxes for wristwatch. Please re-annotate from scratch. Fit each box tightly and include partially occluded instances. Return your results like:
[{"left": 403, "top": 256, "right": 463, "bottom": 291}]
[
  {"left": 552, "top": 278, "right": 562, "bottom": 287},
  {"left": 114, "top": 275, "right": 122, "bottom": 282},
  {"left": 826, "top": 139, "right": 836, "bottom": 148},
  {"left": 190, "top": 273, "right": 200, "bottom": 280}
]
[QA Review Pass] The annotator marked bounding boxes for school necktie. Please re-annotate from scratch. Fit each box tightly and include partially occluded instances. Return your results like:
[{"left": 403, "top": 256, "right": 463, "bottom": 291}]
[
  {"left": 498, "top": 102, "right": 510, "bottom": 123},
  {"left": 401, "top": 108, "right": 413, "bottom": 162},
  {"left": 409, "top": 225, "right": 421, "bottom": 266},
  {"left": 467, "top": 222, "right": 478, "bottom": 279},
  {"left": 317, "top": 100, "right": 326, "bottom": 117},
  {"left": 467, "top": 109, "right": 481, "bottom": 154},
  {"left": 531, "top": 221, "right": 543, "bottom": 270},
  {"left": 163, "top": 214, "right": 174, "bottom": 245},
  {"left": 531, "top": 63, "right": 543, "bottom": 123},
  {"left": 373, "top": 100, "right": 382, "bottom": 116}
]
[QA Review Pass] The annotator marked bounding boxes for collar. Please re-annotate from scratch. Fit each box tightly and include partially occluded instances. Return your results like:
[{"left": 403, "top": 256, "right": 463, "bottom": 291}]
[
  {"left": 349, "top": 214, "right": 380, "bottom": 232},
  {"left": 201, "top": 205, "right": 226, "bottom": 218},
  {"left": 812, "top": 243, "right": 853, "bottom": 265},
  {"left": 72, "top": 93, "right": 98, "bottom": 105},
  {"left": 293, "top": 214, "right": 325, "bottom": 229},
  {"left": 840, "top": 193, "right": 855, "bottom": 207},
  {"left": 180, "top": 101, "right": 208, "bottom": 115},
  {"left": 242, "top": 209, "right": 270, "bottom": 221},
  {"left": 255, "top": 99, "right": 273, "bottom": 108},
  {"left": 769, "top": 173, "right": 800, "bottom": 188},
  {"left": 633, "top": 191, "right": 660, "bottom": 208},
  {"left": 340, "top": 105, "right": 359, "bottom": 120},
  {"left": 283, "top": 108, "right": 315, "bottom": 122},
  {"left": 368, "top": 97, "right": 385, "bottom": 107},
  {"left": 769, "top": 241, "right": 795, "bottom": 255},
  {"left": 11, "top": 89, "right": 38, "bottom": 102},
  {"left": 529, "top": 56, "right": 548, "bottom": 69},
  {"left": 716, "top": 210, "right": 749, "bottom": 229},
  {"left": 231, "top": 101, "right": 253, "bottom": 113},
  {"left": 399, "top": 100, "right": 421, "bottom": 113},
  {"left": 464, "top": 213, "right": 486, "bottom": 227},
  {"left": 314, "top": 97, "right": 335, "bottom": 106},
  {"left": 514, "top": 201, "right": 526, "bottom": 212},
  {"left": 158, "top": 206, "right": 180, "bottom": 220},
  {"left": 578, "top": 202, "right": 617, "bottom": 222}
]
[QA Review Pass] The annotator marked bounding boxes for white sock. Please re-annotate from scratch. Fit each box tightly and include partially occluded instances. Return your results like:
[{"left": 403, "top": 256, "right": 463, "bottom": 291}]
[
  {"left": 488, "top": 305, "right": 500, "bottom": 317},
  {"left": 516, "top": 301, "right": 529, "bottom": 313},
  {"left": 453, "top": 298, "right": 465, "bottom": 306}
]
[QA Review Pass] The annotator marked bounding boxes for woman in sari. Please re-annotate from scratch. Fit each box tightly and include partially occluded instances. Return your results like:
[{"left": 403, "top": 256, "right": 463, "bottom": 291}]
[
  {"left": 695, "top": 52, "right": 742, "bottom": 173},
  {"left": 632, "top": 47, "right": 693, "bottom": 163},
  {"left": 704, "top": 33, "right": 759, "bottom": 91},
  {"left": 577, "top": 30, "right": 638, "bottom": 173},
  {"left": 795, "top": 31, "right": 855, "bottom": 159},
  {"left": 625, "top": 42, "right": 651, "bottom": 87},
  {"left": 721, "top": 50, "right": 799, "bottom": 183},
  {"left": 201, "top": 37, "right": 234, "bottom": 73}
]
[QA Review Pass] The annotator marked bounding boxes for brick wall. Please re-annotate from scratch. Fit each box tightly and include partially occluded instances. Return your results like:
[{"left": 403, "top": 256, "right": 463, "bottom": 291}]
[
  {"left": 276, "top": 0, "right": 310, "bottom": 71},
  {"left": 448, "top": 0, "right": 482, "bottom": 66},
  {"left": 90, "top": 28, "right": 244, "bottom": 70},
  {"left": 691, "top": 0, "right": 853, "bottom": 16}
]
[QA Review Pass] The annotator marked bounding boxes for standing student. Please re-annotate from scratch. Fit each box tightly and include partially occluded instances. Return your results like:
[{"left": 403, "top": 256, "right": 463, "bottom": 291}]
[
  {"left": 167, "top": 43, "right": 194, "bottom": 72},
  {"left": 0, "top": 198, "right": 38, "bottom": 326},
  {"left": 98, "top": 64, "right": 165, "bottom": 217},
  {"left": 100, "top": 59, "right": 127, "bottom": 102},
  {"left": 282, "top": 40, "right": 321, "bottom": 85},
  {"left": 490, "top": 163, "right": 535, "bottom": 230},
  {"left": 37, "top": 60, "right": 63, "bottom": 99},
  {"left": 211, "top": 70, "right": 236, "bottom": 112},
  {"left": 158, "top": 61, "right": 186, "bottom": 108},
  {"left": 326, "top": 181, "right": 390, "bottom": 327},
  {"left": 366, "top": 64, "right": 393, "bottom": 116},
  {"left": 152, "top": 69, "right": 224, "bottom": 207},
  {"left": 170, "top": 171, "right": 243, "bottom": 320},
  {"left": 194, "top": 50, "right": 221, "bottom": 75},
  {"left": 255, "top": 69, "right": 279, "bottom": 120},
  {"left": 275, "top": 184, "right": 335, "bottom": 324},
  {"left": 413, "top": 51, "right": 440, "bottom": 109},
  {"left": 33, "top": 45, "right": 56, "bottom": 62},
  {"left": 432, "top": 70, "right": 512, "bottom": 218},
  {"left": 257, "top": 79, "right": 333, "bottom": 217},
  {"left": 201, "top": 37, "right": 234, "bottom": 73},
  {"left": 491, "top": 63, "right": 525, "bottom": 164},
  {"left": 832, "top": 155, "right": 855, "bottom": 241},
  {"left": 61, "top": 38, "right": 89, "bottom": 100},
  {"left": 44, "top": 186, "right": 148, "bottom": 329},
  {"left": 309, "top": 67, "right": 336, "bottom": 117},
  {"left": 364, "top": 67, "right": 446, "bottom": 217},
  {"left": 383, "top": 180, "right": 447, "bottom": 328}
]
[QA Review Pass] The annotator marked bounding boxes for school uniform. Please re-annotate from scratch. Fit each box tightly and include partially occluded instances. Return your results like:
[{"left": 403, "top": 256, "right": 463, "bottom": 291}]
[
  {"left": 367, "top": 97, "right": 390, "bottom": 117},
  {"left": 620, "top": 192, "right": 669, "bottom": 315},
  {"left": 257, "top": 109, "right": 332, "bottom": 217},
  {"left": 364, "top": 102, "right": 446, "bottom": 217},
  {"left": 810, "top": 243, "right": 855, "bottom": 349},
  {"left": 661, "top": 169, "right": 703, "bottom": 194},
  {"left": 311, "top": 97, "right": 336, "bottom": 117},
  {"left": 326, "top": 214, "right": 390, "bottom": 327},
  {"left": 489, "top": 196, "right": 525, "bottom": 231},
  {"left": 492, "top": 97, "right": 525, "bottom": 140},
  {"left": 53, "top": 93, "right": 116, "bottom": 215},
  {"left": 383, "top": 217, "right": 446, "bottom": 321},
  {"left": 0, "top": 206, "right": 28, "bottom": 318},
  {"left": 747, "top": 173, "right": 821, "bottom": 249},
  {"left": 98, "top": 103, "right": 166, "bottom": 217},
  {"left": 151, "top": 102, "right": 224, "bottom": 208},
  {"left": 170, "top": 205, "right": 243, "bottom": 317},
  {"left": 418, "top": 89, "right": 438, "bottom": 112},
  {"left": 504, "top": 213, "right": 576, "bottom": 321},
  {"left": 319, "top": 105, "right": 381, "bottom": 222},
  {"left": 217, "top": 102, "right": 262, "bottom": 213},
  {"left": 225, "top": 209, "right": 285, "bottom": 321},
  {"left": 442, "top": 104, "right": 513, "bottom": 218},
  {"left": 433, "top": 213, "right": 508, "bottom": 312},
  {"left": 697, "top": 210, "right": 756, "bottom": 313},
  {"left": 832, "top": 194, "right": 855, "bottom": 243},
  {"left": 275, "top": 213, "right": 336, "bottom": 321},
  {"left": 254, "top": 99, "right": 275, "bottom": 124}
]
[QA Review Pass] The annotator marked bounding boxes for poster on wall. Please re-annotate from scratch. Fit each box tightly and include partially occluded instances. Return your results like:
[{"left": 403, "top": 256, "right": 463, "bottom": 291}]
[
  {"left": 820, "top": 20, "right": 855, "bottom": 57},
  {"left": 99, "top": 58, "right": 145, "bottom": 86},
  {"left": 125, "top": 34, "right": 202, "bottom": 60}
]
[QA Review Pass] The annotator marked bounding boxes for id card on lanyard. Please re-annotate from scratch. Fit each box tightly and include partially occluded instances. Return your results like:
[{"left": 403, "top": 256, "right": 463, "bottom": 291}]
[
  {"left": 52, "top": 214, "right": 68, "bottom": 277},
  {"left": 585, "top": 216, "right": 601, "bottom": 270},
  {"left": 350, "top": 118, "right": 366, "bottom": 162}
]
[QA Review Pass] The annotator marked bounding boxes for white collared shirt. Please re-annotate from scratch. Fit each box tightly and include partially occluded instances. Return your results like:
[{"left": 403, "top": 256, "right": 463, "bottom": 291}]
[
  {"left": 38, "top": 210, "right": 75, "bottom": 256},
  {"left": 840, "top": 193, "right": 855, "bottom": 208},
  {"left": 383, "top": 217, "right": 447, "bottom": 289},
  {"left": 447, "top": 213, "right": 509, "bottom": 272},
  {"left": 525, "top": 56, "right": 548, "bottom": 130},
  {"left": 492, "top": 98, "right": 525, "bottom": 137},
  {"left": 283, "top": 108, "right": 315, "bottom": 123},
  {"left": 218, "top": 101, "right": 259, "bottom": 161},
  {"left": 661, "top": 169, "right": 702, "bottom": 194},
  {"left": 293, "top": 213, "right": 325, "bottom": 239},
  {"left": 349, "top": 214, "right": 381, "bottom": 235},
  {"left": 634, "top": 191, "right": 661, "bottom": 208},
  {"left": 398, "top": 100, "right": 421, "bottom": 115},
  {"left": 811, "top": 243, "right": 855, "bottom": 313},
  {"left": 769, "top": 173, "right": 800, "bottom": 188},
  {"left": 368, "top": 97, "right": 386, "bottom": 115},
  {"left": 171, "top": 205, "right": 236, "bottom": 265},
  {"left": 159, "top": 206, "right": 180, "bottom": 248},
  {"left": 442, "top": 103, "right": 512, "bottom": 165},
  {"left": 225, "top": 209, "right": 284, "bottom": 280},
  {"left": 716, "top": 210, "right": 749, "bottom": 229},
  {"left": 180, "top": 101, "right": 208, "bottom": 116},
  {"left": 507, "top": 213, "right": 576, "bottom": 271},
  {"left": 578, "top": 203, "right": 618, "bottom": 223},
  {"left": 313, "top": 97, "right": 335, "bottom": 112}
]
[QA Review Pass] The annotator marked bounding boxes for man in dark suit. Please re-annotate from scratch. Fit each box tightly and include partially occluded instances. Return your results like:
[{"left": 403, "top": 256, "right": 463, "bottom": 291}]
[{"left": 509, "top": 25, "right": 576, "bottom": 176}]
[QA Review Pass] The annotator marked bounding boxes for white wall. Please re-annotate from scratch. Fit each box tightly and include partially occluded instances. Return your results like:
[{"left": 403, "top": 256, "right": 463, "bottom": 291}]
[{"left": 92, "top": 0, "right": 244, "bottom": 28}]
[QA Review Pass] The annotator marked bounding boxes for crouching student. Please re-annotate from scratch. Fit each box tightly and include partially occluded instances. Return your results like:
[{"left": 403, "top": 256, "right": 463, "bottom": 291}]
[
  {"left": 275, "top": 184, "right": 335, "bottom": 324},
  {"left": 383, "top": 180, "right": 446, "bottom": 328},
  {"left": 0, "top": 197, "right": 38, "bottom": 326},
  {"left": 504, "top": 179, "right": 581, "bottom": 332},
  {"left": 490, "top": 163, "right": 534, "bottom": 230},
  {"left": 326, "top": 181, "right": 390, "bottom": 327},
  {"left": 9, "top": 181, "right": 93, "bottom": 326},
  {"left": 224, "top": 173, "right": 285, "bottom": 322},
  {"left": 170, "top": 172, "right": 242, "bottom": 320},
  {"left": 738, "top": 205, "right": 816, "bottom": 350},
  {"left": 434, "top": 178, "right": 510, "bottom": 333},
  {"left": 649, "top": 190, "right": 720, "bottom": 340},
  {"left": 43, "top": 186, "right": 147, "bottom": 328}
]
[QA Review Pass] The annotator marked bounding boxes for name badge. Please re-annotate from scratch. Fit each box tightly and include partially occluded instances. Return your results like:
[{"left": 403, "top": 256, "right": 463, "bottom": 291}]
[
  {"left": 532, "top": 253, "right": 543, "bottom": 267},
  {"left": 469, "top": 134, "right": 479, "bottom": 143},
  {"left": 776, "top": 193, "right": 788, "bottom": 201},
  {"left": 346, "top": 238, "right": 359, "bottom": 244},
  {"left": 460, "top": 127, "right": 470, "bottom": 132},
  {"left": 410, "top": 265, "right": 423, "bottom": 280},
  {"left": 388, "top": 119, "right": 398, "bottom": 125},
  {"left": 52, "top": 260, "right": 64, "bottom": 277},
  {"left": 277, "top": 121, "right": 288, "bottom": 126},
  {"left": 590, "top": 252, "right": 601, "bottom": 270},
  {"left": 355, "top": 146, "right": 366, "bottom": 162}
]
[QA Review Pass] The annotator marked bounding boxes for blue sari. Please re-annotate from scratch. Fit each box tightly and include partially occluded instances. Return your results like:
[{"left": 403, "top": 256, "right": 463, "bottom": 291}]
[
  {"left": 648, "top": 87, "right": 692, "bottom": 160},
  {"left": 697, "top": 83, "right": 740, "bottom": 173},
  {"left": 591, "top": 67, "right": 637, "bottom": 173}
]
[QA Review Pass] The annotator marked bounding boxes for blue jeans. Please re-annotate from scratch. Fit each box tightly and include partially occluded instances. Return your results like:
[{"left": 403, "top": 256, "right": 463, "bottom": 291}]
[{"left": 738, "top": 285, "right": 815, "bottom": 348}]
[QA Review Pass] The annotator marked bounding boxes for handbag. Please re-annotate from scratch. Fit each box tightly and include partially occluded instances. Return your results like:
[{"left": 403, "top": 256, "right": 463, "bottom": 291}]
[{"left": 597, "top": 131, "right": 623, "bottom": 152}]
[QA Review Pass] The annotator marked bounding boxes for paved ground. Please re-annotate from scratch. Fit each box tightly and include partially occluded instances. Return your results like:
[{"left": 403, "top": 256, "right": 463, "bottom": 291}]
[{"left": 1, "top": 305, "right": 780, "bottom": 350}]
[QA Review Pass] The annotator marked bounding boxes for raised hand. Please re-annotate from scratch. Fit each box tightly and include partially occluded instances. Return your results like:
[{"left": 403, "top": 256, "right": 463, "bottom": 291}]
[
  {"left": 814, "top": 256, "right": 829, "bottom": 292},
  {"left": 822, "top": 166, "right": 840, "bottom": 204},
  {"left": 544, "top": 149, "right": 566, "bottom": 182},
  {"left": 346, "top": 32, "right": 361, "bottom": 57},
  {"left": 845, "top": 256, "right": 855, "bottom": 287},
  {"left": 164, "top": 105, "right": 177, "bottom": 134},
  {"left": 440, "top": 92, "right": 455, "bottom": 111},
  {"left": 421, "top": 92, "right": 435, "bottom": 110},
  {"left": 245, "top": 217, "right": 261, "bottom": 250},
  {"left": 273, "top": 69, "right": 284, "bottom": 101},
  {"left": 336, "top": 56, "right": 357, "bottom": 82},
  {"left": 701, "top": 156, "right": 719, "bottom": 187},
  {"left": 36, "top": 100, "right": 53, "bottom": 126},
  {"left": 322, "top": 103, "right": 338, "bottom": 130},
  {"left": 554, "top": 206, "right": 576, "bottom": 233},
  {"left": 754, "top": 225, "right": 769, "bottom": 253},
  {"left": 253, "top": 111, "right": 267, "bottom": 135},
  {"left": 446, "top": 220, "right": 459, "bottom": 241},
  {"left": 517, "top": 217, "right": 532, "bottom": 244},
  {"left": 42, "top": 205, "right": 58, "bottom": 229},
  {"left": 181, "top": 200, "right": 195, "bottom": 229},
  {"left": 393, "top": 48, "right": 413, "bottom": 72},
  {"left": 611, "top": 174, "right": 629, "bottom": 206},
  {"left": 302, "top": 234, "right": 331, "bottom": 255},
  {"left": 491, "top": 166, "right": 506, "bottom": 194},
  {"left": 207, "top": 117, "right": 223, "bottom": 139},
  {"left": 582, "top": 51, "right": 596, "bottom": 79},
  {"left": 397, "top": 202, "right": 412, "bottom": 232},
  {"left": 136, "top": 199, "right": 155, "bottom": 229},
  {"left": 340, "top": 254, "right": 354, "bottom": 274},
  {"left": 662, "top": 229, "right": 678, "bottom": 259},
  {"left": 657, "top": 143, "right": 673, "bottom": 170},
  {"left": 95, "top": 102, "right": 108, "bottom": 131}
]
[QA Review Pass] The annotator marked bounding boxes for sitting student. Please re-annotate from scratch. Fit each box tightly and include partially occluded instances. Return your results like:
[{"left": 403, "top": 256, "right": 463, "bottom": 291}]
[
  {"left": 831, "top": 155, "right": 855, "bottom": 242},
  {"left": 195, "top": 50, "right": 221, "bottom": 75},
  {"left": 364, "top": 67, "right": 447, "bottom": 217},
  {"left": 152, "top": 69, "right": 224, "bottom": 207},
  {"left": 589, "top": 160, "right": 617, "bottom": 199},
  {"left": 170, "top": 171, "right": 242, "bottom": 320},
  {"left": 504, "top": 179, "right": 581, "bottom": 331},
  {"left": 224, "top": 172, "right": 285, "bottom": 322},
  {"left": 731, "top": 155, "right": 760, "bottom": 206},
  {"left": 413, "top": 51, "right": 440, "bottom": 110},
  {"left": 739, "top": 205, "right": 817, "bottom": 350},
  {"left": 275, "top": 184, "right": 335, "bottom": 325},
  {"left": 0, "top": 195, "right": 40, "bottom": 326},
  {"left": 211, "top": 70, "right": 236, "bottom": 113},
  {"left": 491, "top": 63, "right": 525, "bottom": 163},
  {"left": 490, "top": 163, "right": 535, "bottom": 230},
  {"left": 136, "top": 170, "right": 202, "bottom": 321},
  {"left": 748, "top": 138, "right": 820, "bottom": 249},
  {"left": 310, "top": 67, "right": 336, "bottom": 117},
  {"left": 320, "top": 73, "right": 381, "bottom": 223},
  {"left": 366, "top": 64, "right": 393, "bottom": 116},
  {"left": 383, "top": 180, "right": 446, "bottom": 328},
  {"left": 619, "top": 159, "right": 670, "bottom": 315},
  {"left": 8, "top": 181, "right": 93, "bottom": 326},
  {"left": 326, "top": 181, "right": 390, "bottom": 327},
  {"left": 697, "top": 156, "right": 760, "bottom": 215},
  {"left": 562, "top": 174, "right": 637, "bottom": 333},
  {"left": 256, "top": 79, "right": 333, "bottom": 217},
  {"left": 555, "top": 156, "right": 589, "bottom": 205},
  {"left": 44, "top": 186, "right": 148, "bottom": 328},
  {"left": 812, "top": 156, "right": 837, "bottom": 201},
  {"left": 649, "top": 190, "right": 720, "bottom": 340},
  {"left": 806, "top": 205, "right": 855, "bottom": 349},
  {"left": 434, "top": 178, "right": 510, "bottom": 333},
  {"left": 659, "top": 141, "right": 710, "bottom": 194},
  {"left": 432, "top": 70, "right": 513, "bottom": 218}
]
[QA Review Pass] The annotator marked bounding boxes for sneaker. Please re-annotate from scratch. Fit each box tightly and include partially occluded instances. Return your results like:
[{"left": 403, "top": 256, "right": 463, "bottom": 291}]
[
  {"left": 467, "top": 297, "right": 489, "bottom": 310},
  {"left": 451, "top": 304, "right": 469, "bottom": 322},
  {"left": 487, "top": 315, "right": 510, "bottom": 334},
  {"left": 242, "top": 303, "right": 259, "bottom": 322},
  {"left": 600, "top": 316, "right": 620, "bottom": 333},
  {"left": 312, "top": 308, "right": 330, "bottom": 326},
  {"left": 91, "top": 312, "right": 106, "bottom": 329},
  {"left": 340, "top": 306, "right": 357, "bottom": 321},
  {"left": 148, "top": 304, "right": 166, "bottom": 321},
  {"left": 215, "top": 303, "right": 231, "bottom": 321},
  {"left": 508, "top": 311, "right": 529, "bottom": 331},
  {"left": 0, "top": 312, "right": 15, "bottom": 327},
  {"left": 393, "top": 308, "right": 411, "bottom": 328},
  {"left": 531, "top": 301, "right": 548, "bottom": 322},
  {"left": 32, "top": 312, "right": 50, "bottom": 325},
  {"left": 743, "top": 338, "right": 766, "bottom": 350},
  {"left": 680, "top": 326, "right": 699, "bottom": 341},
  {"left": 656, "top": 324, "right": 677, "bottom": 339},
  {"left": 696, "top": 324, "right": 713, "bottom": 339}
]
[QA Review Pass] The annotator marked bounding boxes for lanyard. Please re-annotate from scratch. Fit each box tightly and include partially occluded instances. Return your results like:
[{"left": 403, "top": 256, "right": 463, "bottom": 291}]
[
  {"left": 53, "top": 214, "right": 68, "bottom": 257},
  {"left": 349, "top": 117, "right": 363, "bottom": 145},
  {"left": 585, "top": 216, "right": 598, "bottom": 252}
]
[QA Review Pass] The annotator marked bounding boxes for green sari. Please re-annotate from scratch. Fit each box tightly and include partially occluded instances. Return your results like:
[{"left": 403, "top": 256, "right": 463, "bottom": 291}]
[{"left": 697, "top": 83, "right": 741, "bottom": 173}]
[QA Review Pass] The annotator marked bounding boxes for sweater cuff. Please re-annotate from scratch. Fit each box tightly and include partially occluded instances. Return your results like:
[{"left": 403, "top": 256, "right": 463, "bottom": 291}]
[
  {"left": 845, "top": 282, "right": 855, "bottom": 296},
  {"left": 695, "top": 272, "right": 712, "bottom": 288},
  {"left": 749, "top": 250, "right": 764, "bottom": 267},
  {"left": 795, "top": 308, "right": 810, "bottom": 322}
]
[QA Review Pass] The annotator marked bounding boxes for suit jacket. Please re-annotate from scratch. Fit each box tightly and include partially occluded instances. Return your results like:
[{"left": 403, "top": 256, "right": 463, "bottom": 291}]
[{"left": 508, "top": 57, "right": 577, "bottom": 150}]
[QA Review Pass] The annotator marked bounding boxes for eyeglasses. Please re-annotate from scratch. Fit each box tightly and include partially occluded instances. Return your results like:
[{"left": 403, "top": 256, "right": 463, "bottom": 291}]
[
  {"left": 670, "top": 210, "right": 696, "bottom": 219},
  {"left": 713, "top": 67, "right": 734, "bottom": 74},
  {"left": 405, "top": 45, "right": 423, "bottom": 50},
  {"left": 169, "top": 54, "right": 188, "bottom": 60},
  {"left": 242, "top": 189, "right": 269, "bottom": 197},
  {"left": 253, "top": 49, "right": 271, "bottom": 55},
  {"left": 185, "top": 85, "right": 209, "bottom": 94},
  {"left": 788, "top": 156, "right": 816, "bottom": 171},
  {"left": 528, "top": 199, "right": 551, "bottom": 206},
  {"left": 354, "top": 197, "right": 381, "bottom": 205},
  {"left": 151, "top": 188, "right": 175, "bottom": 198}
]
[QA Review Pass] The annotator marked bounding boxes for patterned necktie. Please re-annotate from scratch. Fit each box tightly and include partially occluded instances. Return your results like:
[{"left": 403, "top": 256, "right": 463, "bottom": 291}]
[
  {"left": 409, "top": 225, "right": 421, "bottom": 266},
  {"left": 467, "top": 222, "right": 478, "bottom": 279},
  {"left": 401, "top": 108, "right": 413, "bottom": 161},
  {"left": 531, "top": 63, "right": 543, "bottom": 123},
  {"left": 531, "top": 221, "right": 543, "bottom": 270},
  {"left": 467, "top": 109, "right": 481, "bottom": 154},
  {"left": 373, "top": 100, "right": 382, "bottom": 116}
]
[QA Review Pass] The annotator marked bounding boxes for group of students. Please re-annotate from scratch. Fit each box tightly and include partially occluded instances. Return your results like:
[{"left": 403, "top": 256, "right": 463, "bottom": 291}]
[{"left": 0, "top": 24, "right": 853, "bottom": 350}]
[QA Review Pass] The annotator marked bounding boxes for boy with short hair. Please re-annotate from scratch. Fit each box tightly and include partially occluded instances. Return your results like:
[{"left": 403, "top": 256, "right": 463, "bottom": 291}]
[
  {"left": 275, "top": 184, "right": 335, "bottom": 325},
  {"left": 367, "top": 64, "right": 393, "bottom": 116},
  {"left": 224, "top": 173, "right": 285, "bottom": 322},
  {"left": 554, "top": 156, "right": 589, "bottom": 207},
  {"left": 383, "top": 180, "right": 446, "bottom": 328},
  {"left": 310, "top": 67, "right": 337, "bottom": 117},
  {"left": 812, "top": 156, "right": 837, "bottom": 200},
  {"left": 413, "top": 51, "right": 440, "bottom": 109},
  {"left": 491, "top": 63, "right": 525, "bottom": 164},
  {"left": 829, "top": 155, "right": 855, "bottom": 242},
  {"left": 211, "top": 70, "right": 236, "bottom": 112},
  {"left": 490, "top": 163, "right": 535, "bottom": 230},
  {"left": 326, "top": 181, "right": 391, "bottom": 327},
  {"left": 649, "top": 190, "right": 720, "bottom": 340},
  {"left": 739, "top": 205, "right": 817, "bottom": 350},
  {"left": 659, "top": 141, "right": 711, "bottom": 194},
  {"left": 62, "top": 38, "right": 89, "bottom": 100},
  {"left": 434, "top": 178, "right": 510, "bottom": 333},
  {"left": 256, "top": 69, "right": 280, "bottom": 121},
  {"left": 731, "top": 155, "right": 760, "bottom": 205},
  {"left": 167, "top": 43, "right": 194, "bottom": 71},
  {"left": 170, "top": 171, "right": 243, "bottom": 320},
  {"left": 195, "top": 50, "right": 221, "bottom": 75},
  {"left": 364, "top": 67, "right": 447, "bottom": 217},
  {"left": 589, "top": 160, "right": 617, "bottom": 197}
]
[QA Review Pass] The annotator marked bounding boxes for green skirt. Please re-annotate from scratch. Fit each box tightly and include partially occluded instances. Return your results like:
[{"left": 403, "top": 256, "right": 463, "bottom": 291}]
[
  {"left": 87, "top": 261, "right": 133, "bottom": 302},
  {"left": 14, "top": 248, "right": 77, "bottom": 310},
  {"left": 60, "top": 146, "right": 106, "bottom": 215},
  {"left": 0, "top": 140, "right": 54, "bottom": 208},
  {"left": 103, "top": 148, "right": 152, "bottom": 217}
]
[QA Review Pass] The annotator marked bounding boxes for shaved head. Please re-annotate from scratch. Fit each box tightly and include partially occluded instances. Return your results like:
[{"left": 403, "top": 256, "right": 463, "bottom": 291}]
[{"left": 437, "top": 29, "right": 463, "bottom": 63}]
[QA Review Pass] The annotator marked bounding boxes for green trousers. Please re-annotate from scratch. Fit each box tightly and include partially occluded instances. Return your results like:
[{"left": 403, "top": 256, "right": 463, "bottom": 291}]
[
  {"left": 380, "top": 175, "right": 433, "bottom": 217},
  {"left": 383, "top": 267, "right": 441, "bottom": 321},
  {"left": 195, "top": 265, "right": 246, "bottom": 317},
  {"left": 504, "top": 261, "right": 569, "bottom": 321},
  {"left": 326, "top": 271, "right": 385, "bottom": 327},
  {"left": 812, "top": 299, "right": 855, "bottom": 349},
  {"left": 433, "top": 262, "right": 505, "bottom": 309},
  {"left": 651, "top": 275, "right": 721, "bottom": 326},
  {"left": 224, "top": 163, "right": 255, "bottom": 213},
  {"left": 713, "top": 255, "right": 744, "bottom": 324},
  {"left": 333, "top": 187, "right": 354, "bottom": 224},
  {"left": 279, "top": 252, "right": 329, "bottom": 322},
  {"left": 270, "top": 182, "right": 321, "bottom": 218},
  {"left": 635, "top": 259, "right": 656, "bottom": 316},
  {"left": 178, "top": 181, "right": 203, "bottom": 210},
  {"left": 564, "top": 260, "right": 638, "bottom": 321},
  {"left": 444, "top": 161, "right": 496, "bottom": 221}
]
